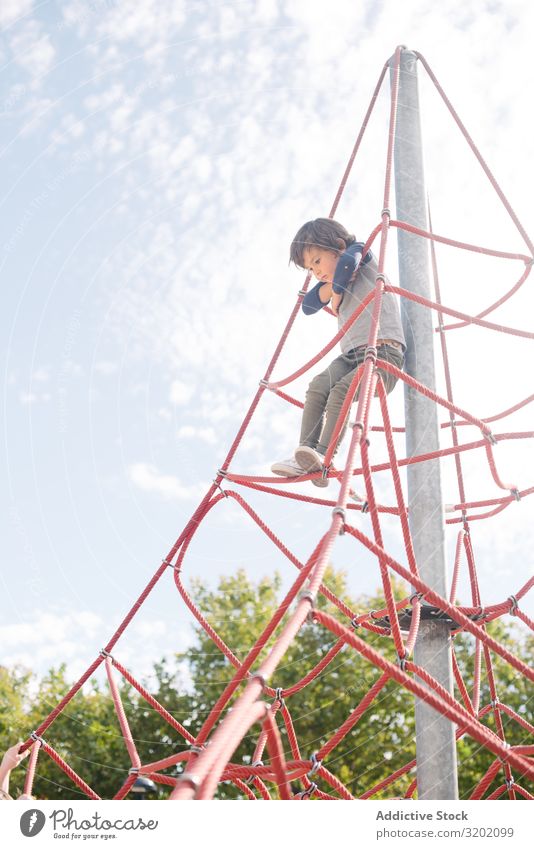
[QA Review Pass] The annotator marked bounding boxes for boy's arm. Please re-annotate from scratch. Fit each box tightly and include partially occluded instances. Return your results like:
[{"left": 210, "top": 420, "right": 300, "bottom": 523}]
[
  {"left": 0, "top": 743, "right": 28, "bottom": 793},
  {"left": 331, "top": 242, "right": 373, "bottom": 315},
  {"left": 302, "top": 282, "right": 332, "bottom": 315},
  {"left": 331, "top": 290, "right": 343, "bottom": 316}
]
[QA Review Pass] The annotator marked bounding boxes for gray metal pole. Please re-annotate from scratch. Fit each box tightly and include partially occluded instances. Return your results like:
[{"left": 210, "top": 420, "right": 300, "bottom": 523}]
[{"left": 390, "top": 48, "right": 458, "bottom": 799}]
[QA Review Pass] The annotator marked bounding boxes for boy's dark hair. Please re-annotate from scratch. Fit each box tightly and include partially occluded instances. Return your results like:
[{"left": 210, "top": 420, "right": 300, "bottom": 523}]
[{"left": 289, "top": 218, "right": 356, "bottom": 268}]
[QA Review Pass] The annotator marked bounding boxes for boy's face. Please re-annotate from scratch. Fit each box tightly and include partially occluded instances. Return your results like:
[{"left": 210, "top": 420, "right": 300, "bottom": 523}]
[{"left": 302, "top": 246, "right": 339, "bottom": 283}]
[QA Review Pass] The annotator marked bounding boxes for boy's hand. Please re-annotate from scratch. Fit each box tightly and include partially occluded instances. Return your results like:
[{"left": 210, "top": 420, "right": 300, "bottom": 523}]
[
  {"left": 331, "top": 291, "right": 343, "bottom": 316},
  {"left": 2, "top": 743, "right": 29, "bottom": 771}
]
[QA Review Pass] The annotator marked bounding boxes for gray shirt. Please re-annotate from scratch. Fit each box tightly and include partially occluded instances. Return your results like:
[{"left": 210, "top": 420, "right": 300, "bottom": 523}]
[{"left": 337, "top": 253, "right": 406, "bottom": 354}]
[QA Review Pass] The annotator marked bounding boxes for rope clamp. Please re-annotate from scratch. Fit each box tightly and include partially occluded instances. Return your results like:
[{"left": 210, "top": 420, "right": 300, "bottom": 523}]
[
  {"left": 217, "top": 468, "right": 228, "bottom": 478},
  {"left": 162, "top": 558, "right": 178, "bottom": 571},
  {"left": 511, "top": 488, "right": 521, "bottom": 502},
  {"left": 332, "top": 506, "right": 345, "bottom": 533},
  {"left": 490, "top": 699, "right": 499, "bottom": 709},
  {"left": 212, "top": 479, "right": 229, "bottom": 498},
  {"left": 508, "top": 595, "right": 518, "bottom": 616},
  {"left": 298, "top": 590, "right": 316, "bottom": 609},
  {"left": 177, "top": 772, "right": 200, "bottom": 792},
  {"left": 350, "top": 616, "right": 361, "bottom": 630},
  {"left": 298, "top": 781, "right": 318, "bottom": 799},
  {"left": 128, "top": 767, "right": 140, "bottom": 776},
  {"left": 307, "top": 752, "right": 322, "bottom": 778},
  {"left": 396, "top": 654, "right": 407, "bottom": 672},
  {"left": 483, "top": 430, "right": 498, "bottom": 445},
  {"left": 189, "top": 745, "right": 204, "bottom": 754},
  {"left": 30, "top": 732, "right": 44, "bottom": 745},
  {"left": 245, "top": 760, "right": 264, "bottom": 785},
  {"left": 352, "top": 420, "right": 365, "bottom": 432},
  {"left": 365, "top": 345, "right": 378, "bottom": 360},
  {"left": 375, "top": 274, "right": 386, "bottom": 284},
  {"left": 381, "top": 208, "right": 391, "bottom": 218},
  {"left": 100, "top": 648, "right": 113, "bottom": 659},
  {"left": 505, "top": 777, "right": 515, "bottom": 790},
  {"left": 410, "top": 592, "right": 424, "bottom": 604},
  {"left": 250, "top": 672, "right": 267, "bottom": 689},
  {"left": 259, "top": 379, "right": 270, "bottom": 388},
  {"left": 471, "top": 607, "right": 486, "bottom": 622},
  {"left": 298, "top": 289, "right": 307, "bottom": 297},
  {"left": 361, "top": 500, "right": 369, "bottom": 514},
  {"left": 274, "top": 687, "right": 285, "bottom": 708}
]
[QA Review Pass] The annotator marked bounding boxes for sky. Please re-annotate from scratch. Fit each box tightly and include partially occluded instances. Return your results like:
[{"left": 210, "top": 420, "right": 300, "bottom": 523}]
[{"left": 1, "top": 0, "right": 534, "bottom": 700}]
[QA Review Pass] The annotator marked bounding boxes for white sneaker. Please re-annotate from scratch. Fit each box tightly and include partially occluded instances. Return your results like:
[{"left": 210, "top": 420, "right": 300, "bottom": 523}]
[
  {"left": 294, "top": 446, "right": 329, "bottom": 488},
  {"left": 271, "top": 457, "right": 306, "bottom": 477}
]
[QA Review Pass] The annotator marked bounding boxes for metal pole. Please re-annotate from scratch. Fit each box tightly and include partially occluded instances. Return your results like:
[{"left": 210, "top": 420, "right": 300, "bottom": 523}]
[{"left": 390, "top": 48, "right": 459, "bottom": 799}]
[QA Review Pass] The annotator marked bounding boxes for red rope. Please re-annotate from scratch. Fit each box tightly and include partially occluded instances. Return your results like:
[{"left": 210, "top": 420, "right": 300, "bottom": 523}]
[
  {"left": 104, "top": 658, "right": 141, "bottom": 772},
  {"left": 22, "top": 740, "right": 41, "bottom": 799},
  {"left": 111, "top": 658, "right": 195, "bottom": 744},
  {"left": 40, "top": 740, "right": 100, "bottom": 800},
  {"left": 415, "top": 50, "right": 534, "bottom": 256}
]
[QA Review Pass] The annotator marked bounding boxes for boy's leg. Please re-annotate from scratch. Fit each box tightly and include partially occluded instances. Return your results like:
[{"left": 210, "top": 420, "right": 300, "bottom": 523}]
[
  {"left": 315, "top": 357, "right": 364, "bottom": 456},
  {"left": 316, "top": 344, "right": 404, "bottom": 455},
  {"left": 375, "top": 344, "right": 404, "bottom": 394},
  {"left": 299, "top": 353, "right": 359, "bottom": 449}
]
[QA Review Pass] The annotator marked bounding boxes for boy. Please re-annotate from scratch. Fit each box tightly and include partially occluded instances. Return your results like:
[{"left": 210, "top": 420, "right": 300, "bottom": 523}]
[{"left": 271, "top": 218, "right": 405, "bottom": 487}]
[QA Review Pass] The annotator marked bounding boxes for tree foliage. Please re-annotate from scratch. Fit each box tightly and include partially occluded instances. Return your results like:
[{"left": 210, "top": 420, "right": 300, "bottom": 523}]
[{"left": 0, "top": 567, "right": 531, "bottom": 799}]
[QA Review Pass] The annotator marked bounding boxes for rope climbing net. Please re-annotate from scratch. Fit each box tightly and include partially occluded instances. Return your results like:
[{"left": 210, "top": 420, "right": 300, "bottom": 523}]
[{"left": 18, "top": 47, "right": 534, "bottom": 801}]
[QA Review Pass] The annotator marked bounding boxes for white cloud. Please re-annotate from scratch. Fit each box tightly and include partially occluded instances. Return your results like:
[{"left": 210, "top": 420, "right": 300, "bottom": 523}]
[
  {"left": 32, "top": 366, "right": 49, "bottom": 382},
  {"left": 93, "top": 361, "right": 118, "bottom": 376},
  {"left": 0, "top": 0, "right": 33, "bottom": 28},
  {"left": 170, "top": 380, "right": 194, "bottom": 405},
  {"left": 10, "top": 19, "right": 55, "bottom": 78},
  {"left": 83, "top": 83, "right": 125, "bottom": 113},
  {"left": 19, "top": 390, "right": 51, "bottom": 404},
  {"left": 177, "top": 424, "right": 217, "bottom": 445},
  {"left": 0, "top": 611, "right": 103, "bottom": 650},
  {"left": 130, "top": 619, "right": 167, "bottom": 639},
  {"left": 19, "top": 95, "right": 57, "bottom": 136},
  {"left": 128, "top": 461, "right": 205, "bottom": 501},
  {"left": 0, "top": 609, "right": 193, "bottom": 684},
  {"left": 19, "top": 391, "right": 38, "bottom": 404}
]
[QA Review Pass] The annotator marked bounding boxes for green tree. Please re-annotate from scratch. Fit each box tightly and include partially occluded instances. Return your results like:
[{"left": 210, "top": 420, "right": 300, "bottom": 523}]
[
  {"left": 453, "top": 624, "right": 534, "bottom": 798},
  {"left": 0, "top": 663, "right": 189, "bottom": 800},
  {"left": 164, "top": 567, "right": 534, "bottom": 800},
  {"left": 1, "top": 568, "right": 531, "bottom": 799},
  {"left": 175, "top": 567, "right": 414, "bottom": 799}
]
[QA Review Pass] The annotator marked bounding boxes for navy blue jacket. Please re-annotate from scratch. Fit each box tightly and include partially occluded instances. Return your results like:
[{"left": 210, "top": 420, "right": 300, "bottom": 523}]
[{"left": 302, "top": 242, "right": 371, "bottom": 315}]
